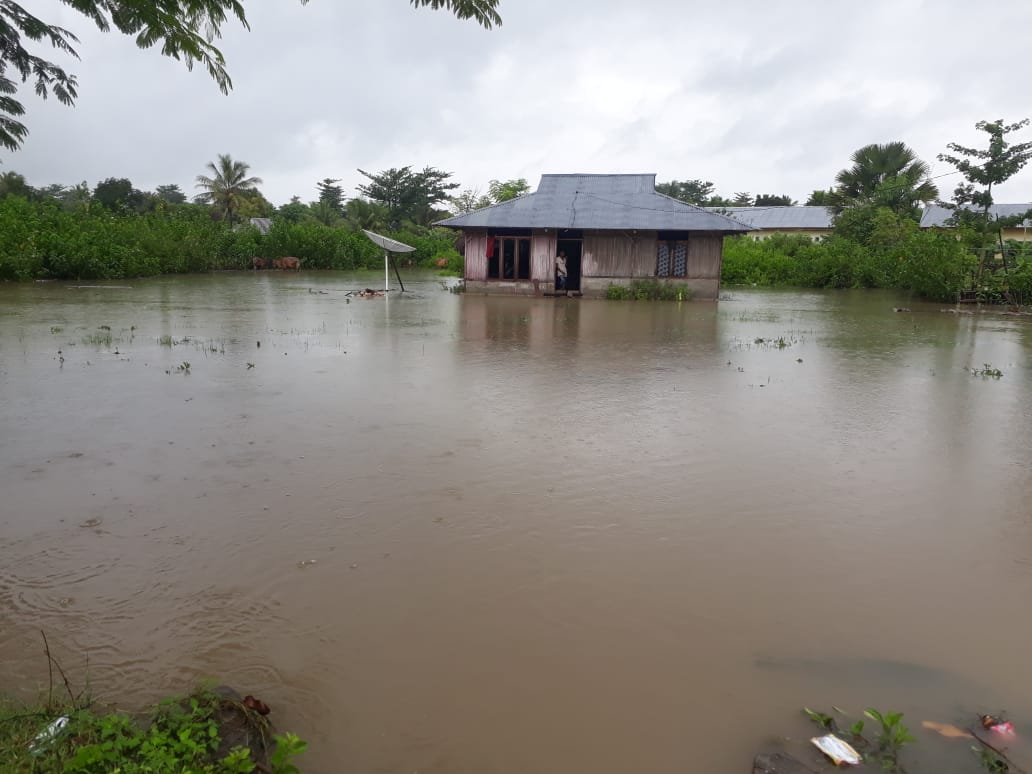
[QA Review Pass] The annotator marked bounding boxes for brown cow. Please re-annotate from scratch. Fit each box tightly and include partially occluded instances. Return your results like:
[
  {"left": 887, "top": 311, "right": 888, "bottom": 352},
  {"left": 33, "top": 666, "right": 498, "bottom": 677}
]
[
  {"left": 251, "top": 256, "right": 266, "bottom": 271},
  {"left": 272, "top": 256, "right": 301, "bottom": 271}
]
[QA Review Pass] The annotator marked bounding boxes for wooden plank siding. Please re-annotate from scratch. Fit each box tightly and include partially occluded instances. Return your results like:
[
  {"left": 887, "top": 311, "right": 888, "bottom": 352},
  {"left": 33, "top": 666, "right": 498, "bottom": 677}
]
[
  {"left": 531, "top": 232, "right": 556, "bottom": 281},
  {"left": 582, "top": 231, "right": 657, "bottom": 278},
  {"left": 464, "top": 232, "right": 488, "bottom": 281},
  {"left": 687, "top": 233, "right": 723, "bottom": 279}
]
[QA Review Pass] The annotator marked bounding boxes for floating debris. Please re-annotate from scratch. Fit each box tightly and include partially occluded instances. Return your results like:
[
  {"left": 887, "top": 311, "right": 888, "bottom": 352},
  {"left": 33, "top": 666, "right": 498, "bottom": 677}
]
[{"left": 810, "top": 734, "right": 862, "bottom": 766}]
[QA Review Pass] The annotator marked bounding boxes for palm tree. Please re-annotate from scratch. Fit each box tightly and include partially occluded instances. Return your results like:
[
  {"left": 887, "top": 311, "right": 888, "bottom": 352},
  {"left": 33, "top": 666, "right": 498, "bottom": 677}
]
[
  {"left": 832, "top": 141, "right": 938, "bottom": 217},
  {"left": 195, "top": 154, "right": 263, "bottom": 224}
]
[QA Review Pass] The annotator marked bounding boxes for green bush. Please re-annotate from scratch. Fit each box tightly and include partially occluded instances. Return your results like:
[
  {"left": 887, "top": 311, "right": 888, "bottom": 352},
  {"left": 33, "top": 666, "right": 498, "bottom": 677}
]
[
  {"left": 0, "top": 689, "right": 306, "bottom": 773},
  {"left": 606, "top": 280, "right": 692, "bottom": 301},
  {"left": 720, "top": 208, "right": 972, "bottom": 301}
]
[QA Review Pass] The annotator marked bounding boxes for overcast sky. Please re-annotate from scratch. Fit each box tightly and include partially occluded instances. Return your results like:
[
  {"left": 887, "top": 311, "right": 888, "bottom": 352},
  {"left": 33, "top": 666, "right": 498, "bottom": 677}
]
[{"left": 8, "top": 0, "right": 1032, "bottom": 206}]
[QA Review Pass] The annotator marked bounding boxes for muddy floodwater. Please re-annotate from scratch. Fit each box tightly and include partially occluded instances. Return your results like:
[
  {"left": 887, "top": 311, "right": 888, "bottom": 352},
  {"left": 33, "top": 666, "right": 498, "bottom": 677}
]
[{"left": 2, "top": 273, "right": 1031, "bottom": 772}]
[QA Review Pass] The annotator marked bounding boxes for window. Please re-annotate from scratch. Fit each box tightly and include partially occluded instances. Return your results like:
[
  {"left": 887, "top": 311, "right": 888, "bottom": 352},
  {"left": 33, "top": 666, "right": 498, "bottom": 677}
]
[
  {"left": 656, "top": 240, "right": 689, "bottom": 277},
  {"left": 488, "top": 237, "right": 531, "bottom": 280}
]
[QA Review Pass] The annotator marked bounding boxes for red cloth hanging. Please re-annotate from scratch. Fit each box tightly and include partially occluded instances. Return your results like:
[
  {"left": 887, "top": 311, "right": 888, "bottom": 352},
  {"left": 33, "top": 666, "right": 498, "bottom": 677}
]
[{"left": 485, "top": 234, "right": 494, "bottom": 258}]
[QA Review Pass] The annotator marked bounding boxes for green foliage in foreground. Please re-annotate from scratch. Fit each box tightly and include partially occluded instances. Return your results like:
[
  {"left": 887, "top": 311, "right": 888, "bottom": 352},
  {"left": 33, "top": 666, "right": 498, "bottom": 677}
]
[
  {"left": 804, "top": 706, "right": 915, "bottom": 773},
  {"left": 0, "top": 196, "right": 462, "bottom": 280},
  {"left": 606, "top": 280, "right": 692, "bottom": 301},
  {"left": 0, "top": 690, "right": 305, "bottom": 773},
  {"left": 721, "top": 212, "right": 976, "bottom": 302}
]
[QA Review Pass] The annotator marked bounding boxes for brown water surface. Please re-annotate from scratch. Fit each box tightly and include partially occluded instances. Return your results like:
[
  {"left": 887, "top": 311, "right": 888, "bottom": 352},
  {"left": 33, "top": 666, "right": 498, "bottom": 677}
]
[{"left": 2, "top": 274, "right": 1031, "bottom": 772}]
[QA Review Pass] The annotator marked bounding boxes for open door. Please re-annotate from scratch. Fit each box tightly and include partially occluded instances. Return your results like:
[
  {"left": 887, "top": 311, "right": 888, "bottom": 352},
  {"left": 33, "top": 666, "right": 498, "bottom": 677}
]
[{"left": 556, "top": 238, "right": 582, "bottom": 293}]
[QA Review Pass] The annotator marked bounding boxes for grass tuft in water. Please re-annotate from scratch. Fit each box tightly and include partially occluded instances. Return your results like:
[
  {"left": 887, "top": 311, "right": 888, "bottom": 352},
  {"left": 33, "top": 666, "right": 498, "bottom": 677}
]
[
  {"left": 81, "top": 332, "right": 112, "bottom": 347},
  {"left": 971, "top": 363, "right": 1003, "bottom": 378}
]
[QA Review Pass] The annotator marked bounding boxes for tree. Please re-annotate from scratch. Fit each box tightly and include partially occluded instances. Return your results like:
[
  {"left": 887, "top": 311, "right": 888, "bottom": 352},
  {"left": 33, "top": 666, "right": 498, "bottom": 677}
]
[
  {"left": 276, "top": 195, "right": 310, "bottom": 223},
  {"left": 194, "top": 153, "right": 262, "bottom": 224},
  {"left": 344, "top": 197, "right": 389, "bottom": 231},
  {"left": 309, "top": 200, "right": 341, "bottom": 226},
  {"left": 655, "top": 179, "right": 715, "bottom": 205},
  {"left": 938, "top": 118, "right": 1032, "bottom": 284},
  {"left": 93, "top": 177, "right": 146, "bottom": 211},
  {"left": 62, "top": 181, "right": 92, "bottom": 213},
  {"left": 356, "top": 165, "right": 458, "bottom": 226},
  {"left": 938, "top": 118, "right": 1032, "bottom": 234},
  {"left": 805, "top": 188, "right": 835, "bottom": 206},
  {"left": 236, "top": 188, "right": 274, "bottom": 220},
  {"left": 37, "top": 182, "right": 67, "bottom": 200},
  {"left": 316, "top": 178, "right": 345, "bottom": 215},
  {"left": 409, "top": 166, "right": 459, "bottom": 225},
  {"left": 754, "top": 194, "right": 797, "bottom": 207},
  {"left": 0, "top": 0, "right": 502, "bottom": 154},
  {"left": 155, "top": 184, "right": 187, "bottom": 204},
  {"left": 832, "top": 141, "right": 938, "bottom": 217},
  {"left": 732, "top": 192, "right": 754, "bottom": 207},
  {"left": 487, "top": 178, "right": 530, "bottom": 203},
  {"left": 449, "top": 188, "right": 492, "bottom": 214},
  {"left": 0, "top": 170, "right": 32, "bottom": 198}
]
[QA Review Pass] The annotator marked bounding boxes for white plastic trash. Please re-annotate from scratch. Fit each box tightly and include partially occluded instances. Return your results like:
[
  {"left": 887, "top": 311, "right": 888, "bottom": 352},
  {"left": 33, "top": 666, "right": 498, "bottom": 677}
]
[
  {"left": 29, "top": 716, "right": 69, "bottom": 754},
  {"left": 810, "top": 733, "right": 862, "bottom": 765}
]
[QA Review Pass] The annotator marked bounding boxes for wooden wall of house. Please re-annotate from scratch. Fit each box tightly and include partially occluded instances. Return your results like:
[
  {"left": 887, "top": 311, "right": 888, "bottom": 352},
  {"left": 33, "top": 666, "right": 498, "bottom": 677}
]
[
  {"left": 531, "top": 232, "right": 556, "bottom": 280},
  {"left": 464, "top": 232, "right": 488, "bottom": 280},
  {"left": 582, "top": 231, "right": 657, "bottom": 278},
  {"left": 688, "top": 233, "right": 723, "bottom": 279}
]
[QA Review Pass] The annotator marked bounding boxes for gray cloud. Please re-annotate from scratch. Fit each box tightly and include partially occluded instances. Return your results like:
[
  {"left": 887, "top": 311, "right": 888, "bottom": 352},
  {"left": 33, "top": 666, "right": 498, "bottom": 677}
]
[{"left": 7, "top": 0, "right": 1032, "bottom": 205}]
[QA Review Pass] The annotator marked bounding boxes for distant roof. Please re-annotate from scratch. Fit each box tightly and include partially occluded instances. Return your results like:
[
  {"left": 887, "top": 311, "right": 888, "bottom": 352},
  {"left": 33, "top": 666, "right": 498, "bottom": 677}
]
[
  {"left": 248, "top": 217, "right": 272, "bottom": 234},
  {"left": 705, "top": 206, "right": 834, "bottom": 230},
  {"left": 920, "top": 203, "right": 1032, "bottom": 228},
  {"left": 436, "top": 174, "right": 753, "bottom": 232}
]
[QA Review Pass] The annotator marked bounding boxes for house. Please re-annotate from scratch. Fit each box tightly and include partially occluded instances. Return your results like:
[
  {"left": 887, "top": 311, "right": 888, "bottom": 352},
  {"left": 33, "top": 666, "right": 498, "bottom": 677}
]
[
  {"left": 435, "top": 174, "right": 753, "bottom": 299},
  {"left": 920, "top": 204, "right": 1032, "bottom": 241},
  {"left": 706, "top": 206, "right": 834, "bottom": 242}
]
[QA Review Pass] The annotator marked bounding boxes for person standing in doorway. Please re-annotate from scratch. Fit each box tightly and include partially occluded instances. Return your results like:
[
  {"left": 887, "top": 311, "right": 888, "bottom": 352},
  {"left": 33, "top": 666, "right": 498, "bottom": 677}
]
[{"left": 555, "top": 250, "right": 568, "bottom": 292}]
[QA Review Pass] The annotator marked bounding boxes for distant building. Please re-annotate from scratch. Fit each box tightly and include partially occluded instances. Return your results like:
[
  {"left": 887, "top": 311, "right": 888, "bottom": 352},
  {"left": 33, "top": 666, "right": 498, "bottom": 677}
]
[
  {"left": 920, "top": 204, "right": 1032, "bottom": 242},
  {"left": 248, "top": 217, "right": 272, "bottom": 235},
  {"left": 706, "top": 206, "right": 834, "bottom": 242},
  {"left": 435, "top": 174, "right": 753, "bottom": 299}
]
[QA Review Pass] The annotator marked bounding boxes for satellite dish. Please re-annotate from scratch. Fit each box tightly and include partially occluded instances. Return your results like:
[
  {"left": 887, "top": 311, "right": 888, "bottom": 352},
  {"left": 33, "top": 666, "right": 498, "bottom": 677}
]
[
  {"left": 362, "top": 230, "right": 415, "bottom": 292},
  {"left": 362, "top": 230, "right": 416, "bottom": 253}
]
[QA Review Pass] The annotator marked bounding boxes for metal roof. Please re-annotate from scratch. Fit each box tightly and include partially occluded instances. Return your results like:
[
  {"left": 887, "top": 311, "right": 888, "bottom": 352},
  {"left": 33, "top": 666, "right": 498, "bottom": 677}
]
[
  {"left": 248, "top": 217, "right": 272, "bottom": 234},
  {"left": 436, "top": 174, "right": 754, "bottom": 232},
  {"left": 705, "top": 206, "right": 834, "bottom": 229},
  {"left": 920, "top": 203, "right": 1032, "bottom": 228}
]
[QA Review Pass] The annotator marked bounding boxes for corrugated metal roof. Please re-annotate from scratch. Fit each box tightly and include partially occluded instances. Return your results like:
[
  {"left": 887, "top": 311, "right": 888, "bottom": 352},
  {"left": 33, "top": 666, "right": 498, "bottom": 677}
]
[
  {"left": 920, "top": 203, "right": 1032, "bottom": 228},
  {"left": 705, "top": 206, "right": 834, "bottom": 229},
  {"left": 248, "top": 217, "right": 272, "bottom": 234},
  {"left": 436, "top": 174, "right": 753, "bottom": 232}
]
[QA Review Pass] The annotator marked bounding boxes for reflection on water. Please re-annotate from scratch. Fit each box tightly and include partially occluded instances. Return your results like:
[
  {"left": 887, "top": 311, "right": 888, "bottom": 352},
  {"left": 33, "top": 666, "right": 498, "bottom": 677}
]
[{"left": 1, "top": 275, "right": 1031, "bottom": 773}]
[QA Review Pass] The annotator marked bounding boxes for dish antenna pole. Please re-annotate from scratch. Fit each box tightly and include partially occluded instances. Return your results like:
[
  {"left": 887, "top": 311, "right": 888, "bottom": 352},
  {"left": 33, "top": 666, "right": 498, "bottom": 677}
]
[{"left": 362, "top": 230, "right": 416, "bottom": 293}]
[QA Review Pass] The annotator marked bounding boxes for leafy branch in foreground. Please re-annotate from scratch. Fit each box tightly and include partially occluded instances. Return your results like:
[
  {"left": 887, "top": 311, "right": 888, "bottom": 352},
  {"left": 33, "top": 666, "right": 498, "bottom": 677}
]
[{"left": 0, "top": 0, "right": 501, "bottom": 152}]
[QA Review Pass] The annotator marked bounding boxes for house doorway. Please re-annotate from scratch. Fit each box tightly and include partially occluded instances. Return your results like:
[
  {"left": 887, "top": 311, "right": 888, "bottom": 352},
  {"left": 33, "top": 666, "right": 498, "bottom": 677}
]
[{"left": 556, "top": 238, "right": 582, "bottom": 293}]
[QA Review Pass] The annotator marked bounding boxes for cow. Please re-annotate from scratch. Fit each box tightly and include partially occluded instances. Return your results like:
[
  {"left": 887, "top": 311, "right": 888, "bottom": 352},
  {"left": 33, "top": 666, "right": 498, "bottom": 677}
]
[
  {"left": 251, "top": 256, "right": 266, "bottom": 271},
  {"left": 272, "top": 256, "right": 301, "bottom": 271}
]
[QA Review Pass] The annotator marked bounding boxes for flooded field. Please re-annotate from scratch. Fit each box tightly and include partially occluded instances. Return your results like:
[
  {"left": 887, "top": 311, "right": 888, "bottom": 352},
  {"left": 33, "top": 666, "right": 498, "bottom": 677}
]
[{"left": 1, "top": 272, "right": 1031, "bottom": 773}]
